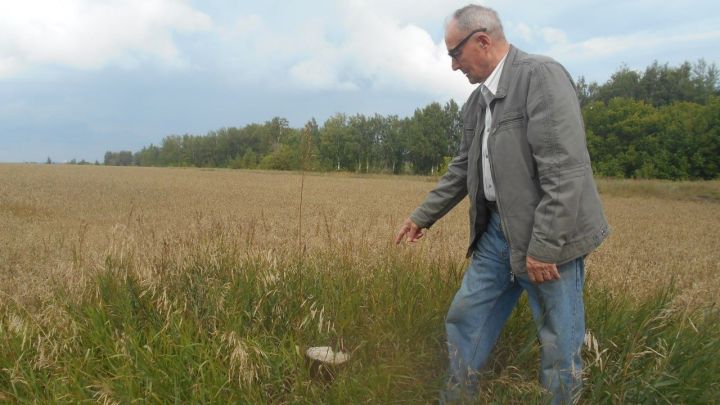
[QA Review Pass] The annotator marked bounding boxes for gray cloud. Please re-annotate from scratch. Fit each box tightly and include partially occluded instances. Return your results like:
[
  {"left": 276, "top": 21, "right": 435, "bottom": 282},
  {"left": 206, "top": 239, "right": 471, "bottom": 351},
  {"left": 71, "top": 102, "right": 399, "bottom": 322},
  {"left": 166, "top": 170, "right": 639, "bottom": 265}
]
[{"left": 0, "top": 0, "right": 212, "bottom": 77}]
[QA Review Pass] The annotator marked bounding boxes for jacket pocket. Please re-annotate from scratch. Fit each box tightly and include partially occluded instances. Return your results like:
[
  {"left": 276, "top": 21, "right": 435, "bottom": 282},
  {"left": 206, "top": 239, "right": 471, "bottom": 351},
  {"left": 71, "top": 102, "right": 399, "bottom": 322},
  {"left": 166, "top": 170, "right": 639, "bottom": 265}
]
[{"left": 496, "top": 110, "right": 525, "bottom": 128}]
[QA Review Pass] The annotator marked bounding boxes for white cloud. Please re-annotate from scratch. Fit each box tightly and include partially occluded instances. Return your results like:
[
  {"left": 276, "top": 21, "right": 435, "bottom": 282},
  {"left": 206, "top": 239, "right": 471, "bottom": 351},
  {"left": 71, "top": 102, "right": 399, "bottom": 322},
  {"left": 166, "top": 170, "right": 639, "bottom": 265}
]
[
  {"left": 289, "top": 55, "right": 358, "bottom": 91},
  {"left": 219, "top": 14, "right": 350, "bottom": 89},
  {"left": 0, "top": 55, "right": 22, "bottom": 77},
  {"left": 221, "top": 1, "right": 473, "bottom": 102},
  {"left": 514, "top": 22, "right": 535, "bottom": 44},
  {"left": 500, "top": 12, "right": 720, "bottom": 82},
  {"left": 507, "top": 22, "right": 568, "bottom": 47},
  {"left": 545, "top": 29, "right": 720, "bottom": 62},
  {"left": 340, "top": 18, "right": 470, "bottom": 99},
  {"left": 232, "top": 14, "right": 263, "bottom": 38},
  {"left": 343, "top": 0, "right": 468, "bottom": 25},
  {"left": 0, "top": 0, "right": 212, "bottom": 77},
  {"left": 540, "top": 27, "right": 568, "bottom": 45},
  {"left": 337, "top": 0, "right": 476, "bottom": 101}
]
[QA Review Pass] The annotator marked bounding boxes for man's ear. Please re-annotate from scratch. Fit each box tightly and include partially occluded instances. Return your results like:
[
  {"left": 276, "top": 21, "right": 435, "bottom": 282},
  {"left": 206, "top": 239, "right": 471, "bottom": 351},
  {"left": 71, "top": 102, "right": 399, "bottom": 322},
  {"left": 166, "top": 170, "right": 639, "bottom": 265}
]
[{"left": 475, "top": 33, "right": 490, "bottom": 49}]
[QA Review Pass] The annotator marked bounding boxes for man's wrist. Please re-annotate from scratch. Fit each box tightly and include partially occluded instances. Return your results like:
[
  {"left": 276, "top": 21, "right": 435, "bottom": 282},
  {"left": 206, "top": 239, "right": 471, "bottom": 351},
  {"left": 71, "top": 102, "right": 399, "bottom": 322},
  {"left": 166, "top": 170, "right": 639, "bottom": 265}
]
[{"left": 527, "top": 238, "right": 560, "bottom": 263}]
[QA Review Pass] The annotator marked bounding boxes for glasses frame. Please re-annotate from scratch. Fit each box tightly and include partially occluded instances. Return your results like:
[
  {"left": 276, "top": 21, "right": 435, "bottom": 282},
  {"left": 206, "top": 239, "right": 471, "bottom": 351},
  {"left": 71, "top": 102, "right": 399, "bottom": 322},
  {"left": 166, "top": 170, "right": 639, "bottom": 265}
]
[{"left": 447, "top": 28, "right": 487, "bottom": 59}]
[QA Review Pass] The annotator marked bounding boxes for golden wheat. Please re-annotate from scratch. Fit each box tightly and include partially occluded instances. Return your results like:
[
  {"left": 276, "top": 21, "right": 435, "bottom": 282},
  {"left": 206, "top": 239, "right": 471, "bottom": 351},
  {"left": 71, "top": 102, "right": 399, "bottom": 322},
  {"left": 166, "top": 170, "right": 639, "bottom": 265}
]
[{"left": 1, "top": 164, "right": 718, "bottom": 312}]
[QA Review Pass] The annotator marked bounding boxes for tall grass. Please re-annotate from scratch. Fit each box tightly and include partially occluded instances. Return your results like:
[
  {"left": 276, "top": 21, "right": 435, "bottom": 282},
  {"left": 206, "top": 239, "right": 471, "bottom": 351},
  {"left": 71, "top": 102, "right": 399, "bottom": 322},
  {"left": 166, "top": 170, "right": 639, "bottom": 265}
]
[
  {"left": 1, "top": 223, "right": 458, "bottom": 402},
  {"left": 2, "top": 220, "right": 719, "bottom": 403}
]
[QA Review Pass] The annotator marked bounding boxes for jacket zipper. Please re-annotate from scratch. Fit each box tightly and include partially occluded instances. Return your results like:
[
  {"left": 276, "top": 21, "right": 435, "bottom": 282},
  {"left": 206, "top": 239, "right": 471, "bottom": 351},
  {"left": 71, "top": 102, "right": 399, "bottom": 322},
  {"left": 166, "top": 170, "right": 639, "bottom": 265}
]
[{"left": 487, "top": 124, "right": 516, "bottom": 283}]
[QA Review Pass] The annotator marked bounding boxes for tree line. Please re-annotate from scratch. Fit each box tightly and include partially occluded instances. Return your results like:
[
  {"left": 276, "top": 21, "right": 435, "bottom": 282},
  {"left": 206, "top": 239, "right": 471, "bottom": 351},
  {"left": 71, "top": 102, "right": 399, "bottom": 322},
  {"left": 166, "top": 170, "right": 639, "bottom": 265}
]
[
  {"left": 579, "top": 60, "right": 719, "bottom": 179},
  {"left": 107, "top": 101, "right": 462, "bottom": 175},
  {"left": 104, "top": 60, "right": 720, "bottom": 180}
]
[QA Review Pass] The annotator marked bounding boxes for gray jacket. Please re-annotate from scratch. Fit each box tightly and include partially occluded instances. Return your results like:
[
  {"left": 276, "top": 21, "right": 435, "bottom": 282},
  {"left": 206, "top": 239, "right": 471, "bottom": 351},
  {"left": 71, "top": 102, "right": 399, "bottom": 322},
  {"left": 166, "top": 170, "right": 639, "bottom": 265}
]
[{"left": 410, "top": 45, "right": 609, "bottom": 274}]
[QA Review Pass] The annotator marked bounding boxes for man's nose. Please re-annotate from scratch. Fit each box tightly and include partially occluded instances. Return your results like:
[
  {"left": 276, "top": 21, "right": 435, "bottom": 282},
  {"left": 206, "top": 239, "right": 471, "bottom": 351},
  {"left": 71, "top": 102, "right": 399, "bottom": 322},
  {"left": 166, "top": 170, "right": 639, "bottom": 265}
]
[{"left": 451, "top": 57, "right": 460, "bottom": 71}]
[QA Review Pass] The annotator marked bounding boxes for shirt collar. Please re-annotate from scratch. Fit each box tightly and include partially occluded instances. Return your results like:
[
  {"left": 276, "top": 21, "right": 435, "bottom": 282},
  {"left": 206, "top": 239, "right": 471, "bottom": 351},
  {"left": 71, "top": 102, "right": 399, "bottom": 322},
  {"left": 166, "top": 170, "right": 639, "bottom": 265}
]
[{"left": 482, "top": 51, "right": 508, "bottom": 97}]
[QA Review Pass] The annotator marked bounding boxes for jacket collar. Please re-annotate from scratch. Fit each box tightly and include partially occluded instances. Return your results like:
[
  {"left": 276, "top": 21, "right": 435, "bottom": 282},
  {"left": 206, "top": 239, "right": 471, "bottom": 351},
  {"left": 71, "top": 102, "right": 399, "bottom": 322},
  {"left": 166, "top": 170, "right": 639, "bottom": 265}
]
[{"left": 493, "top": 44, "right": 520, "bottom": 100}]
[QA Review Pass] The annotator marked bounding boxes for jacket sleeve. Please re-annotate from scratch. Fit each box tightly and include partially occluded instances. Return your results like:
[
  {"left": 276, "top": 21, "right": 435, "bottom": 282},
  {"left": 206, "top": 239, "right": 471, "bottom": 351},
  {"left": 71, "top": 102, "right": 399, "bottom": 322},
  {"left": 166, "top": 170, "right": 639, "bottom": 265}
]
[
  {"left": 409, "top": 125, "right": 470, "bottom": 229},
  {"left": 525, "top": 61, "right": 590, "bottom": 263}
]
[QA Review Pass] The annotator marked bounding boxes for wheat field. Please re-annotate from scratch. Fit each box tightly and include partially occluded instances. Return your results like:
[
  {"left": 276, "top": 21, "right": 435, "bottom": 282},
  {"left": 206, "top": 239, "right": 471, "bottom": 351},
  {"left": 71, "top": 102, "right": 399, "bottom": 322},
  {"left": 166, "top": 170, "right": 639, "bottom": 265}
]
[{"left": 1, "top": 164, "right": 719, "bottom": 403}]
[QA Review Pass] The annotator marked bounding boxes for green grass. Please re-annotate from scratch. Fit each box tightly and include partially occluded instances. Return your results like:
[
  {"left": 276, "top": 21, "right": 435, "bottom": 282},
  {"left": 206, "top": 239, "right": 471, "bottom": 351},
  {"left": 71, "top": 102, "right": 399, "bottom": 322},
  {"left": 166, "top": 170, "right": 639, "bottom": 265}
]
[
  {"left": 1, "top": 232, "right": 719, "bottom": 404},
  {"left": 581, "top": 286, "right": 720, "bottom": 404}
]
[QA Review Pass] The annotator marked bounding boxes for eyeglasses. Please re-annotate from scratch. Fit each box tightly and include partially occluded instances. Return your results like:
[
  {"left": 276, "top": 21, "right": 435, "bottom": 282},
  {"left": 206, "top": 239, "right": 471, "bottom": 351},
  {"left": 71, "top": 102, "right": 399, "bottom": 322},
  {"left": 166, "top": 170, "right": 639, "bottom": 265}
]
[{"left": 447, "top": 28, "right": 487, "bottom": 59}]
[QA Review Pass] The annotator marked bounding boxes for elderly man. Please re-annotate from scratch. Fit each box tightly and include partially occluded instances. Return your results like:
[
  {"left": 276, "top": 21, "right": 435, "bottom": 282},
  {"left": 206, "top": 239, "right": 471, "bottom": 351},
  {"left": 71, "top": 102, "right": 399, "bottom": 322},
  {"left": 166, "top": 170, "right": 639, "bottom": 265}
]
[{"left": 394, "top": 4, "right": 609, "bottom": 404}]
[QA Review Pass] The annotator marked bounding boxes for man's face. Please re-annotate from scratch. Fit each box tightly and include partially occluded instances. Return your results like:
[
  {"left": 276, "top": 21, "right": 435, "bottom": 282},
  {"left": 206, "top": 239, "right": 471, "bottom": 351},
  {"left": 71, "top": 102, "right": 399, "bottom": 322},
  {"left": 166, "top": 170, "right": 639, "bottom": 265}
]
[{"left": 445, "top": 20, "right": 492, "bottom": 84}]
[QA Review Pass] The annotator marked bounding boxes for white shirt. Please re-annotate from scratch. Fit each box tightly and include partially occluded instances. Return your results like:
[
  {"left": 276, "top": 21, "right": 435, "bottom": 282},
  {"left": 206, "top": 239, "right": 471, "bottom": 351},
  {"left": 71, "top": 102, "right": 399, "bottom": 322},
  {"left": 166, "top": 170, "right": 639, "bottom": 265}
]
[{"left": 480, "top": 52, "right": 508, "bottom": 202}]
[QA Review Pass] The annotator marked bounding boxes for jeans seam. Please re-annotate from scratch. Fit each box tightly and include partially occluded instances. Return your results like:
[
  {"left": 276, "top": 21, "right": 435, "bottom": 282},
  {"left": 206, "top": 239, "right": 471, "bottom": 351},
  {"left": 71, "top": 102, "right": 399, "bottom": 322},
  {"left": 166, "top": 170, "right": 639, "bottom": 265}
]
[
  {"left": 572, "top": 258, "right": 582, "bottom": 387},
  {"left": 572, "top": 259, "right": 577, "bottom": 358}
]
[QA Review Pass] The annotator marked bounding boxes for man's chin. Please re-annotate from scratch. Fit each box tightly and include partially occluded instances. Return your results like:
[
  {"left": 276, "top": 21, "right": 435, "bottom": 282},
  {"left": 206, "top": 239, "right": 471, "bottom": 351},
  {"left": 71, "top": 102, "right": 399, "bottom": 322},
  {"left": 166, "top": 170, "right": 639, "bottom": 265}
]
[{"left": 463, "top": 72, "right": 479, "bottom": 84}]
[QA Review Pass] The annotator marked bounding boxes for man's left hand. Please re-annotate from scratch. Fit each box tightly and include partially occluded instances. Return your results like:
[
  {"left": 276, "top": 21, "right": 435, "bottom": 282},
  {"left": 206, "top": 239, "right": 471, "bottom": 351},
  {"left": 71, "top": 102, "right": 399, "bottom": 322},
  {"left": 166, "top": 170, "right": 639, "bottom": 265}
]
[{"left": 526, "top": 256, "right": 560, "bottom": 284}]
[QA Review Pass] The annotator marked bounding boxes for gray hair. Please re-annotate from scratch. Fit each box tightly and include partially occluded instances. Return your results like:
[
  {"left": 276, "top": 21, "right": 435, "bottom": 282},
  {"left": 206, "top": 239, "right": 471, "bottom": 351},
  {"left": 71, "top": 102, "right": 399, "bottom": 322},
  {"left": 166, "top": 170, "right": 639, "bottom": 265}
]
[{"left": 448, "top": 4, "right": 506, "bottom": 42}]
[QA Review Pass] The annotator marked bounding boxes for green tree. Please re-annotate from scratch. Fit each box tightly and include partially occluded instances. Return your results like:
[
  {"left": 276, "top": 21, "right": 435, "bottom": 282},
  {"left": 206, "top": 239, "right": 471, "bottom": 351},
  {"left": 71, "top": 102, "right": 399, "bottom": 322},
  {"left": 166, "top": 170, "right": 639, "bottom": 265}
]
[
  {"left": 380, "top": 115, "right": 406, "bottom": 174},
  {"left": 348, "top": 114, "right": 373, "bottom": 172},
  {"left": 405, "top": 102, "right": 447, "bottom": 174},
  {"left": 103, "top": 151, "right": 134, "bottom": 166},
  {"left": 581, "top": 60, "right": 720, "bottom": 107},
  {"left": 259, "top": 144, "right": 299, "bottom": 170},
  {"left": 443, "top": 99, "right": 463, "bottom": 158},
  {"left": 319, "top": 113, "right": 350, "bottom": 171}
]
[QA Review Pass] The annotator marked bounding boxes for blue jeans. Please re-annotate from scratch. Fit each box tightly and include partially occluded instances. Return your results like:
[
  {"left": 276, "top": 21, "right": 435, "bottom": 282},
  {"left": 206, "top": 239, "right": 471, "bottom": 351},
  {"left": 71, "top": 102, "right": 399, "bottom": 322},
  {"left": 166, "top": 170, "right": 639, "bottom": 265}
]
[{"left": 444, "top": 211, "right": 585, "bottom": 404}]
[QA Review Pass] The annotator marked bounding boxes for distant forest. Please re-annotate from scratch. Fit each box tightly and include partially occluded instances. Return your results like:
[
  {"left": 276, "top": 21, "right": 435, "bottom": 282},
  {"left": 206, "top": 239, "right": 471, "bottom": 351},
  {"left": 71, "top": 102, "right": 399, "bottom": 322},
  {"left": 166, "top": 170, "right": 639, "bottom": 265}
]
[{"left": 101, "top": 60, "right": 720, "bottom": 180}]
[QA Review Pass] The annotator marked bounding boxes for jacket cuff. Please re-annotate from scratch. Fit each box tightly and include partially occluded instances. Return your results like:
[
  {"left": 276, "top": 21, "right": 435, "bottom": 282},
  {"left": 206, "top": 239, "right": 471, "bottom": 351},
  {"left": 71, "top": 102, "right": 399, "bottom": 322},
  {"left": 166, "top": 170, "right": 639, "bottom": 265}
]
[
  {"left": 526, "top": 237, "right": 561, "bottom": 263},
  {"left": 409, "top": 208, "right": 435, "bottom": 229}
]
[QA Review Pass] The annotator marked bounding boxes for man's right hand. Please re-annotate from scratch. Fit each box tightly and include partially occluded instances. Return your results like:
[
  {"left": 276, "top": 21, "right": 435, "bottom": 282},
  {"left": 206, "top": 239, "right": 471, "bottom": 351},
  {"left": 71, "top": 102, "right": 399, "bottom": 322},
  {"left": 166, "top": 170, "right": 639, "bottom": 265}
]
[{"left": 394, "top": 217, "right": 425, "bottom": 244}]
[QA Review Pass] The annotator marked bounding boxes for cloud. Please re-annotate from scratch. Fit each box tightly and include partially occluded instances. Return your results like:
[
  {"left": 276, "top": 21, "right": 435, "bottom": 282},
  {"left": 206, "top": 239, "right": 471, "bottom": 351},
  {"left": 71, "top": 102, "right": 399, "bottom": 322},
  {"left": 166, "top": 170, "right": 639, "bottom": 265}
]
[
  {"left": 507, "top": 22, "right": 568, "bottom": 46},
  {"left": 502, "top": 13, "right": 720, "bottom": 80},
  {"left": 232, "top": 14, "right": 263, "bottom": 37},
  {"left": 335, "top": 0, "right": 474, "bottom": 101},
  {"left": 219, "top": 1, "right": 473, "bottom": 102},
  {"left": 289, "top": 57, "right": 359, "bottom": 91},
  {"left": 342, "top": 0, "right": 468, "bottom": 24},
  {"left": 513, "top": 22, "right": 535, "bottom": 44},
  {"left": 540, "top": 27, "right": 568, "bottom": 45},
  {"left": 544, "top": 29, "right": 720, "bottom": 62},
  {"left": 0, "top": 0, "right": 212, "bottom": 77}
]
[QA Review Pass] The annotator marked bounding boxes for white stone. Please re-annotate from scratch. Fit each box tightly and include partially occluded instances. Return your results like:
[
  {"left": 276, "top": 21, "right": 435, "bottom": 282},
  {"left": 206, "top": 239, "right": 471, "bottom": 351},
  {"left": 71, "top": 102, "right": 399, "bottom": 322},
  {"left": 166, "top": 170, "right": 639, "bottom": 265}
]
[{"left": 305, "top": 346, "right": 350, "bottom": 365}]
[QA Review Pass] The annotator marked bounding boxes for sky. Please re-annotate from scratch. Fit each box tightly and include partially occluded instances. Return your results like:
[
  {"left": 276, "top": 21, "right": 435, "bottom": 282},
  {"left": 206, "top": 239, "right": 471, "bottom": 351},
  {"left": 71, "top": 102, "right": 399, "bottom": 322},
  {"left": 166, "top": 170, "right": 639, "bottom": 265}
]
[{"left": 1, "top": 0, "right": 719, "bottom": 163}]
